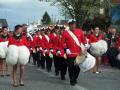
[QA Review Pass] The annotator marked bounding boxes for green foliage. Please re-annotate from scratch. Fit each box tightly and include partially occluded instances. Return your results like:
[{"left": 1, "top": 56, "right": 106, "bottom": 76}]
[{"left": 41, "top": 11, "right": 51, "bottom": 25}]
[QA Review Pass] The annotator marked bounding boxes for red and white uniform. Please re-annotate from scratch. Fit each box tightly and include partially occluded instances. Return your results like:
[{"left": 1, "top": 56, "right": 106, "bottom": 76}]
[
  {"left": 0, "top": 34, "right": 9, "bottom": 42},
  {"left": 89, "top": 33, "right": 103, "bottom": 44},
  {"left": 42, "top": 34, "right": 52, "bottom": 54},
  {"left": 8, "top": 34, "right": 27, "bottom": 46},
  {"left": 57, "top": 35, "right": 66, "bottom": 57},
  {"left": 62, "top": 28, "right": 87, "bottom": 57},
  {"left": 49, "top": 33, "right": 59, "bottom": 55}
]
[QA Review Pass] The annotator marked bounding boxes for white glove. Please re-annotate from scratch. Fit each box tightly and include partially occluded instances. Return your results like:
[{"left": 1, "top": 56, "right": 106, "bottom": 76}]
[
  {"left": 50, "top": 49, "right": 54, "bottom": 52},
  {"left": 37, "top": 48, "right": 39, "bottom": 52},
  {"left": 66, "top": 49, "right": 71, "bottom": 55},
  {"left": 80, "top": 43, "right": 86, "bottom": 52},
  {"left": 33, "top": 49, "right": 36, "bottom": 53},
  {"left": 84, "top": 44, "right": 90, "bottom": 49},
  {"left": 49, "top": 53, "right": 53, "bottom": 59},
  {"left": 56, "top": 50, "right": 61, "bottom": 55},
  {"left": 44, "top": 49, "right": 48, "bottom": 53},
  {"left": 30, "top": 48, "right": 33, "bottom": 50},
  {"left": 39, "top": 47, "right": 43, "bottom": 51}
]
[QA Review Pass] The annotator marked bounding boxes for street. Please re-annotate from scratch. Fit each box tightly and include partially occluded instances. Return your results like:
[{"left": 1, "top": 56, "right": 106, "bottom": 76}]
[{"left": 0, "top": 63, "right": 120, "bottom": 90}]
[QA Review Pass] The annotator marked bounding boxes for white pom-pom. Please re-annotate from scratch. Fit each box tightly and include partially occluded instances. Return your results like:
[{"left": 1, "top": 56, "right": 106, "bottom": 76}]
[
  {"left": 90, "top": 40, "right": 108, "bottom": 56},
  {"left": 0, "top": 46, "right": 6, "bottom": 58},
  {"left": 18, "top": 46, "right": 30, "bottom": 65},
  {"left": 6, "top": 45, "right": 18, "bottom": 65},
  {"left": 79, "top": 53, "right": 96, "bottom": 72},
  {"left": 0, "top": 41, "right": 8, "bottom": 58},
  {"left": 117, "top": 53, "right": 120, "bottom": 61}
]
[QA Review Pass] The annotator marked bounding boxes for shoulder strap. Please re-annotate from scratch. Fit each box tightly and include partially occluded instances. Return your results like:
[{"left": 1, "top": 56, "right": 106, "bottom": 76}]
[
  {"left": 45, "top": 35, "right": 49, "bottom": 42},
  {"left": 67, "top": 30, "right": 85, "bottom": 50}
]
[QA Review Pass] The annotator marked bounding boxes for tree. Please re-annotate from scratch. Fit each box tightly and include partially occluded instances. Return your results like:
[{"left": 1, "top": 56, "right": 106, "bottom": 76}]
[
  {"left": 51, "top": 0, "right": 101, "bottom": 28},
  {"left": 39, "top": 0, "right": 100, "bottom": 27},
  {"left": 41, "top": 11, "right": 51, "bottom": 25}
]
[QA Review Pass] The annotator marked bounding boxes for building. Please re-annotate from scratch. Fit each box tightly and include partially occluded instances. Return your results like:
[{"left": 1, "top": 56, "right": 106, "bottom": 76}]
[{"left": 0, "top": 19, "right": 8, "bottom": 29}]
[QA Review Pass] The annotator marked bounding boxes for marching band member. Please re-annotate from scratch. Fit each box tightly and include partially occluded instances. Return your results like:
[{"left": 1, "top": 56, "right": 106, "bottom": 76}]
[
  {"left": 62, "top": 20, "right": 87, "bottom": 86},
  {"left": 50, "top": 26, "right": 62, "bottom": 76},
  {"left": 57, "top": 28, "right": 67, "bottom": 80},
  {"left": 32, "top": 31, "right": 39, "bottom": 65},
  {"left": 7, "top": 25, "right": 29, "bottom": 87},
  {"left": 0, "top": 26, "right": 10, "bottom": 77},
  {"left": 89, "top": 26, "right": 103, "bottom": 74},
  {"left": 42, "top": 29, "right": 52, "bottom": 71},
  {"left": 36, "top": 29, "right": 45, "bottom": 69}
]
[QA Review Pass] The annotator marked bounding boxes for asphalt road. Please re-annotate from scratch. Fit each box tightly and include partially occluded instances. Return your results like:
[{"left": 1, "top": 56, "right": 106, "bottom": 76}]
[{"left": 0, "top": 63, "right": 120, "bottom": 90}]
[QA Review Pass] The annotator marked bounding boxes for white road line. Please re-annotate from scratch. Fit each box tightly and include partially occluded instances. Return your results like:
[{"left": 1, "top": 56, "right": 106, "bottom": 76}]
[{"left": 29, "top": 64, "right": 88, "bottom": 90}]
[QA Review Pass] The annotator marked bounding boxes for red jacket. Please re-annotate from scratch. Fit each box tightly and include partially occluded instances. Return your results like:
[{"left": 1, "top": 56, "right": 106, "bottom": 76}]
[
  {"left": 49, "top": 33, "right": 59, "bottom": 55},
  {"left": 62, "top": 28, "right": 87, "bottom": 57},
  {"left": 33, "top": 34, "right": 38, "bottom": 48},
  {"left": 57, "top": 35, "right": 66, "bottom": 57},
  {"left": 89, "top": 33, "right": 103, "bottom": 44},
  {"left": 8, "top": 34, "right": 27, "bottom": 46},
  {"left": 26, "top": 37, "right": 34, "bottom": 53},
  {"left": 36, "top": 35, "right": 44, "bottom": 48},
  {"left": 0, "top": 34, "right": 9, "bottom": 42},
  {"left": 42, "top": 35, "right": 52, "bottom": 54}
]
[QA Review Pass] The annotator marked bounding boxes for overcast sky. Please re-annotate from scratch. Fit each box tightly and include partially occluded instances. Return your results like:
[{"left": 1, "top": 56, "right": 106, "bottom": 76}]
[{"left": 0, "top": 0, "right": 63, "bottom": 29}]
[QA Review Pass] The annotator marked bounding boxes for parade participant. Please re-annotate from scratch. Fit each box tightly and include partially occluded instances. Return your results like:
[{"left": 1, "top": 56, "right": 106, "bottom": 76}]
[
  {"left": 62, "top": 20, "right": 87, "bottom": 86},
  {"left": 56, "top": 28, "right": 67, "bottom": 80},
  {"left": 7, "top": 25, "right": 30, "bottom": 87},
  {"left": 0, "top": 26, "right": 9, "bottom": 77},
  {"left": 42, "top": 29, "right": 51, "bottom": 70},
  {"left": 49, "top": 25, "right": 61, "bottom": 76},
  {"left": 32, "top": 31, "right": 39, "bottom": 65},
  {"left": 106, "top": 27, "right": 119, "bottom": 68},
  {"left": 26, "top": 34, "right": 34, "bottom": 63},
  {"left": 36, "top": 29, "right": 45, "bottom": 68},
  {"left": 22, "top": 24, "right": 28, "bottom": 36},
  {"left": 89, "top": 26, "right": 103, "bottom": 74}
]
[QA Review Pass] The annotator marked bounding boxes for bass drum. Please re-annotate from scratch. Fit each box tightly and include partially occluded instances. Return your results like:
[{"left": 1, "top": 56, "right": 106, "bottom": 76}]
[
  {"left": 18, "top": 46, "right": 30, "bottom": 65},
  {"left": 79, "top": 53, "right": 96, "bottom": 72}
]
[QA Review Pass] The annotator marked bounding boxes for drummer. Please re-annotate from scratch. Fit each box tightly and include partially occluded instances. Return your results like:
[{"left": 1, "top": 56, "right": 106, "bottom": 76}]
[{"left": 62, "top": 20, "right": 87, "bottom": 86}]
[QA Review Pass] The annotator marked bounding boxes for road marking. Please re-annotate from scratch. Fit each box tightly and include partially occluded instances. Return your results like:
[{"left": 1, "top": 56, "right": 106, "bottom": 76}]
[{"left": 29, "top": 64, "right": 88, "bottom": 90}]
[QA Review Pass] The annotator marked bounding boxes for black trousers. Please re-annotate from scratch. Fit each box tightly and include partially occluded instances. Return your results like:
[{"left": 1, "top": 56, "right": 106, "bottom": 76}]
[
  {"left": 36, "top": 52, "right": 41, "bottom": 67},
  {"left": 32, "top": 53, "right": 37, "bottom": 65},
  {"left": 107, "top": 47, "right": 120, "bottom": 68},
  {"left": 54, "top": 55, "right": 61, "bottom": 74},
  {"left": 59, "top": 57, "right": 67, "bottom": 77},
  {"left": 40, "top": 54, "right": 45, "bottom": 69},
  {"left": 46, "top": 55, "right": 53, "bottom": 72},
  {"left": 67, "top": 57, "right": 80, "bottom": 83}
]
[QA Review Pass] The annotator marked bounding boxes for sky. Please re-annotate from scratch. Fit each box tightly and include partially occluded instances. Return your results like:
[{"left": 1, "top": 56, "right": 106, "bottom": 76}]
[{"left": 0, "top": 0, "right": 63, "bottom": 29}]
